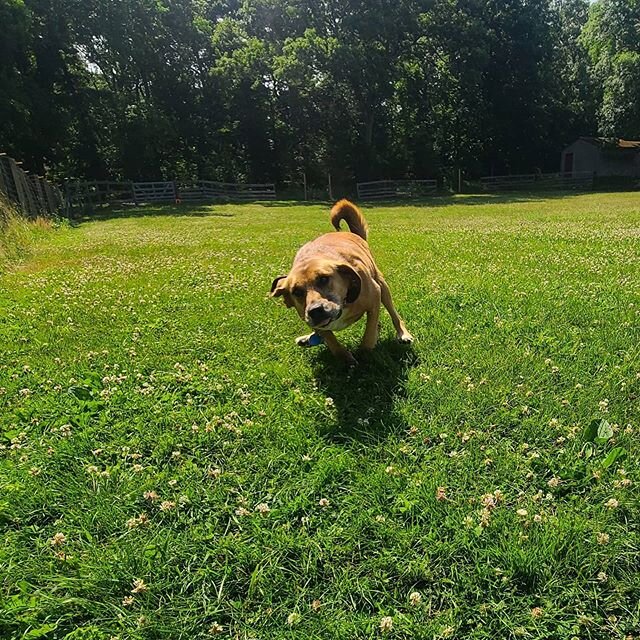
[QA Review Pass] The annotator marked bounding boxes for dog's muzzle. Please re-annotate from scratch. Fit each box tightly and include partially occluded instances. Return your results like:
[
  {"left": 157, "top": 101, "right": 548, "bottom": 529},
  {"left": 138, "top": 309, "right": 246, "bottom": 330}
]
[{"left": 306, "top": 303, "right": 342, "bottom": 328}]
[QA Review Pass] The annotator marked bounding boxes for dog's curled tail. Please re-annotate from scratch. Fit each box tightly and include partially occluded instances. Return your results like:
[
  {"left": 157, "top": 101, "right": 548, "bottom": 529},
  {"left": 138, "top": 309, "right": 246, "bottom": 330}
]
[{"left": 330, "top": 199, "right": 369, "bottom": 241}]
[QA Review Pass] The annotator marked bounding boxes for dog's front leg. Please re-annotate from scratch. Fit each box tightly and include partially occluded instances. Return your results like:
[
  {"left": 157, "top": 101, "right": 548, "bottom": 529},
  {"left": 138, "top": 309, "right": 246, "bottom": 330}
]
[
  {"left": 318, "top": 330, "right": 357, "bottom": 366},
  {"left": 360, "top": 286, "right": 381, "bottom": 350},
  {"left": 360, "top": 304, "right": 381, "bottom": 350}
]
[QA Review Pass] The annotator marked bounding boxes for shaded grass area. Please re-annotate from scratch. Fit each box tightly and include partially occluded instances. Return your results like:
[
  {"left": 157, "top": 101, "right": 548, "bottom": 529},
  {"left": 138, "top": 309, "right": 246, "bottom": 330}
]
[{"left": 0, "top": 192, "right": 639, "bottom": 639}]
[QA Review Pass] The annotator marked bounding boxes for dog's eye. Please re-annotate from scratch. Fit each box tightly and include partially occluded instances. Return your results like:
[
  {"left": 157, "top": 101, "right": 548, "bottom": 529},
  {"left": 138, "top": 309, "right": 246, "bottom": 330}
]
[
  {"left": 292, "top": 286, "right": 305, "bottom": 298},
  {"left": 316, "top": 275, "right": 329, "bottom": 287}
]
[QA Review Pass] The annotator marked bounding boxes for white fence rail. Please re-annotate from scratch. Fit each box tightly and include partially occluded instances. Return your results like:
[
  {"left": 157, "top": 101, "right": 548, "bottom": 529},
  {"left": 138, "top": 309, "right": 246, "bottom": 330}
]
[
  {"left": 0, "top": 152, "right": 63, "bottom": 217},
  {"left": 65, "top": 180, "right": 277, "bottom": 210},
  {"left": 178, "top": 181, "right": 276, "bottom": 202},
  {"left": 133, "top": 181, "right": 177, "bottom": 202},
  {"left": 357, "top": 179, "right": 438, "bottom": 200},
  {"left": 480, "top": 171, "right": 594, "bottom": 191},
  {"left": 65, "top": 181, "right": 136, "bottom": 207}
]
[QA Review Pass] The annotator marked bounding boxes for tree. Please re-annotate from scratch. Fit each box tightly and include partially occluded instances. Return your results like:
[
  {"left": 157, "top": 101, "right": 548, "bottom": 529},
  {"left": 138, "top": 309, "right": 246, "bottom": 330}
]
[
  {"left": 1, "top": 0, "right": 618, "bottom": 184},
  {"left": 582, "top": 0, "right": 640, "bottom": 138}
]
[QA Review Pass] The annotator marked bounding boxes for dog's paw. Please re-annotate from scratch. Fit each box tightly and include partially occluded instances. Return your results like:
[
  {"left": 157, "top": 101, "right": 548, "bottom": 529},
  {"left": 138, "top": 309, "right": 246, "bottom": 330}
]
[
  {"left": 295, "top": 334, "right": 312, "bottom": 347},
  {"left": 296, "top": 333, "right": 324, "bottom": 347},
  {"left": 397, "top": 331, "right": 414, "bottom": 344},
  {"left": 342, "top": 351, "right": 358, "bottom": 367}
]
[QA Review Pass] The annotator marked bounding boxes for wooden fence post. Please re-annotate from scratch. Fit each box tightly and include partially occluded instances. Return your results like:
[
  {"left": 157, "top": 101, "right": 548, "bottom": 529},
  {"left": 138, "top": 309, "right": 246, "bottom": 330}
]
[
  {"left": 34, "top": 177, "right": 47, "bottom": 214},
  {"left": 64, "top": 182, "right": 69, "bottom": 217},
  {"left": 44, "top": 181, "right": 56, "bottom": 214},
  {"left": 0, "top": 154, "right": 8, "bottom": 197},
  {"left": 9, "top": 158, "right": 28, "bottom": 215},
  {"left": 24, "top": 171, "right": 39, "bottom": 218}
]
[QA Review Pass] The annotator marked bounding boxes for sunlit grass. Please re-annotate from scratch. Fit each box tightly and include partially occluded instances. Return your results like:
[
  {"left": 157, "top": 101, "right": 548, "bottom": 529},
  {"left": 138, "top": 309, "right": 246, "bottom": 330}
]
[{"left": 1, "top": 192, "right": 639, "bottom": 639}]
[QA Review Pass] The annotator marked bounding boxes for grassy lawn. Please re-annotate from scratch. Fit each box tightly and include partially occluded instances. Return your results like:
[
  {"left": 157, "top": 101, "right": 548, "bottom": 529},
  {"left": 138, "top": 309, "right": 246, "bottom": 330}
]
[{"left": 1, "top": 192, "right": 639, "bottom": 640}]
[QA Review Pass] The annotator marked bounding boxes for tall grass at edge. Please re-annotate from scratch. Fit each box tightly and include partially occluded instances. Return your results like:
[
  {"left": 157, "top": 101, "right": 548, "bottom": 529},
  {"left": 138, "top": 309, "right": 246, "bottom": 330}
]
[{"left": 0, "top": 192, "right": 53, "bottom": 269}]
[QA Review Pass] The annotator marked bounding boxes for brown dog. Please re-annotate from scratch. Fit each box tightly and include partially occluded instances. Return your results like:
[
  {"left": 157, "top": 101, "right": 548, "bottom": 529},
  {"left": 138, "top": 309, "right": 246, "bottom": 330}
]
[{"left": 270, "top": 199, "right": 413, "bottom": 364}]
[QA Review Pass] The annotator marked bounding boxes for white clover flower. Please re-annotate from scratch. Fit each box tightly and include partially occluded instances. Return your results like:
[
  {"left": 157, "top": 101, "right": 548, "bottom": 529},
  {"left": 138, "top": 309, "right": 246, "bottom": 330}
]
[
  {"left": 49, "top": 532, "right": 66, "bottom": 546},
  {"left": 380, "top": 616, "right": 393, "bottom": 632}
]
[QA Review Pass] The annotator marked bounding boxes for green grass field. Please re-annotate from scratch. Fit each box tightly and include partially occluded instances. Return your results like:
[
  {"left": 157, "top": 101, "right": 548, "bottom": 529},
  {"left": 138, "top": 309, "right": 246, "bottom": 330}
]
[{"left": 1, "top": 192, "right": 639, "bottom": 640}]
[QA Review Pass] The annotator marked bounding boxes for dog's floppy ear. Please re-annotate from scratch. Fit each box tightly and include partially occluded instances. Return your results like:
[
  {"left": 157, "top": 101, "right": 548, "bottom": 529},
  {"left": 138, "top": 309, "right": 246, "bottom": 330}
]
[
  {"left": 270, "top": 275, "right": 293, "bottom": 308},
  {"left": 337, "top": 265, "right": 361, "bottom": 304}
]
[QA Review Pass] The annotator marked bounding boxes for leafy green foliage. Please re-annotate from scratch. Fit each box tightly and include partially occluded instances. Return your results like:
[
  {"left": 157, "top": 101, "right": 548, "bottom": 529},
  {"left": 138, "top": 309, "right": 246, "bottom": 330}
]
[
  {"left": 4, "top": 0, "right": 631, "bottom": 185},
  {"left": 582, "top": 0, "right": 640, "bottom": 137}
]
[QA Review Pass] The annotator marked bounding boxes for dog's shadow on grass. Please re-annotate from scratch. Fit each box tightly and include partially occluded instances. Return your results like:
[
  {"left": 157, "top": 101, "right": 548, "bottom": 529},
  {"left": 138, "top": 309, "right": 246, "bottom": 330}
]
[{"left": 312, "top": 339, "right": 419, "bottom": 444}]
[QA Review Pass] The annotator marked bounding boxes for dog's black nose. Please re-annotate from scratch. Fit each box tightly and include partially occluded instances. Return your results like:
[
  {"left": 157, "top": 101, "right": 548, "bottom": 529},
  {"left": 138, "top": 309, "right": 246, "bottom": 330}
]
[{"left": 307, "top": 303, "right": 330, "bottom": 324}]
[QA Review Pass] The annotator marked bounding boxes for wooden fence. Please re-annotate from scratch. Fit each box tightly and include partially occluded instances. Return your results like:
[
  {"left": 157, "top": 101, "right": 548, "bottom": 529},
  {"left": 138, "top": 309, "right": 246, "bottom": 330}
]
[
  {"left": 65, "top": 179, "right": 277, "bottom": 211},
  {"left": 480, "top": 171, "right": 594, "bottom": 191},
  {"left": 64, "top": 181, "right": 136, "bottom": 208},
  {"left": 178, "top": 181, "right": 276, "bottom": 202},
  {"left": 3, "top": 162, "right": 602, "bottom": 218},
  {"left": 356, "top": 179, "right": 438, "bottom": 200},
  {"left": 0, "top": 153, "right": 64, "bottom": 217},
  {"left": 133, "top": 181, "right": 177, "bottom": 202}
]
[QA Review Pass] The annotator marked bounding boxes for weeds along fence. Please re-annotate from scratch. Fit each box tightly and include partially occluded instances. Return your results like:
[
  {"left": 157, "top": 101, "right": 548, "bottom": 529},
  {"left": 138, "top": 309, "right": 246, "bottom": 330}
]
[
  {"left": 356, "top": 179, "right": 438, "bottom": 200},
  {"left": 479, "top": 171, "right": 594, "bottom": 191},
  {"left": 65, "top": 180, "right": 277, "bottom": 213},
  {"left": 0, "top": 153, "right": 64, "bottom": 218}
]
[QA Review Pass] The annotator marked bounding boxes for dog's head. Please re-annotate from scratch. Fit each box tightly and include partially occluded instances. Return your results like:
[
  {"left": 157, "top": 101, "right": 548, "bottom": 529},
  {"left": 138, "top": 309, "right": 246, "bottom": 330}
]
[{"left": 270, "top": 259, "right": 361, "bottom": 330}]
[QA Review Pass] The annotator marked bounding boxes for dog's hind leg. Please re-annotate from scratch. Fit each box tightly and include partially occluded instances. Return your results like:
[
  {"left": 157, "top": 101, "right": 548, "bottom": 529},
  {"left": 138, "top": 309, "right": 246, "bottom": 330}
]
[
  {"left": 379, "top": 277, "right": 413, "bottom": 344},
  {"left": 317, "top": 330, "right": 357, "bottom": 366}
]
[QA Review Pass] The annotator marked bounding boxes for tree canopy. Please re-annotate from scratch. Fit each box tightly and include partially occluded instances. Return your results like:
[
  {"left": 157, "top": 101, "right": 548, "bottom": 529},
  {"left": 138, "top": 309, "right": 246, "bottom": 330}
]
[{"left": 0, "top": 0, "right": 637, "bottom": 184}]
